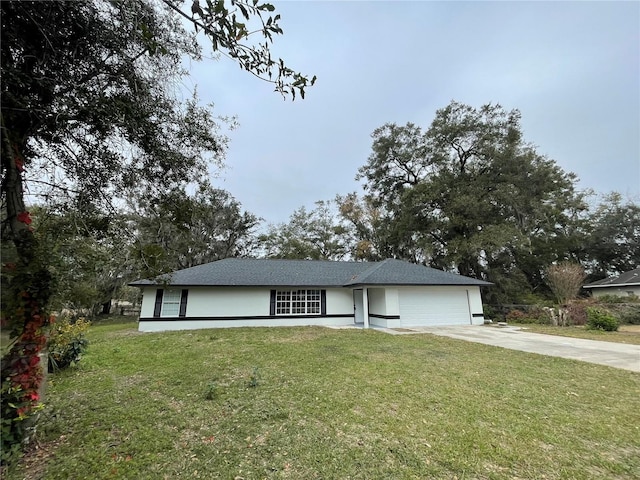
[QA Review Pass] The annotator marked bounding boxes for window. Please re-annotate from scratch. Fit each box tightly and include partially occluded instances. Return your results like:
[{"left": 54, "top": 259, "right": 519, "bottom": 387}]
[
  {"left": 161, "top": 290, "right": 181, "bottom": 317},
  {"left": 275, "top": 289, "right": 321, "bottom": 315}
]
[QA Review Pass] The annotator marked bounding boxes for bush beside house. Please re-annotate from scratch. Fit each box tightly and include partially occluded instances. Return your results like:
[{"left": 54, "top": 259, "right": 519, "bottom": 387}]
[{"left": 499, "top": 296, "right": 639, "bottom": 327}]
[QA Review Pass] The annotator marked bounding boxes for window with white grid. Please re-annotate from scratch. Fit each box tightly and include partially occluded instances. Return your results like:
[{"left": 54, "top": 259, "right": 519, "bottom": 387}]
[
  {"left": 161, "top": 290, "right": 181, "bottom": 317},
  {"left": 275, "top": 289, "right": 321, "bottom": 315}
]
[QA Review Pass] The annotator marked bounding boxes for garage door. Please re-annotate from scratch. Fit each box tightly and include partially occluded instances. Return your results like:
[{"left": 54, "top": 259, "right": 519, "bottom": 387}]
[{"left": 399, "top": 287, "right": 471, "bottom": 327}]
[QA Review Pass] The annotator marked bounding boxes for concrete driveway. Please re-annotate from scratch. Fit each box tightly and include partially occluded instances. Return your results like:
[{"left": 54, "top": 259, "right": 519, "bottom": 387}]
[{"left": 387, "top": 325, "right": 640, "bottom": 372}]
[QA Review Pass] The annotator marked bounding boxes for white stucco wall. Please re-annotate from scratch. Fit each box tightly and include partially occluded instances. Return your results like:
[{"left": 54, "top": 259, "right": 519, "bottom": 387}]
[
  {"left": 368, "top": 288, "right": 401, "bottom": 328},
  {"left": 186, "top": 287, "right": 268, "bottom": 317},
  {"left": 326, "top": 289, "right": 354, "bottom": 315},
  {"left": 590, "top": 286, "right": 640, "bottom": 298},
  {"left": 385, "top": 288, "right": 400, "bottom": 317},
  {"left": 139, "top": 287, "right": 158, "bottom": 318},
  {"left": 138, "top": 286, "right": 355, "bottom": 332},
  {"left": 368, "top": 288, "right": 387, "bottom": 315}
]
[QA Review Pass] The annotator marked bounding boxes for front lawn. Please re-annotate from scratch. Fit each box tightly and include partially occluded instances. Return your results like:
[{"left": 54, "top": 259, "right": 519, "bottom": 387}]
[
  {"left": 7, "top": 321, "right": 640, "bottom": 479},
  {"left": 518, "top": 324, "right": 640, "bottom": 345}
]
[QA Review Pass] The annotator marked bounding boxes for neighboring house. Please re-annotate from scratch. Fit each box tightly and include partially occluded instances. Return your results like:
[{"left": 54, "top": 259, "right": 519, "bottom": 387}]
[
  {"left": 583, "top": 268, "right": 640, "bottom": 298},
  {"left": 130, "top": 258, "right": 491, "bottom": 332}
]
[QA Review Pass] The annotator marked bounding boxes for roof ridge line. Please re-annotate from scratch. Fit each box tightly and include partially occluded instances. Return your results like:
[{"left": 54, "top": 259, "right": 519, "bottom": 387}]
[{"left": 345, "top": 259, "right": 390, "bottom": 285}]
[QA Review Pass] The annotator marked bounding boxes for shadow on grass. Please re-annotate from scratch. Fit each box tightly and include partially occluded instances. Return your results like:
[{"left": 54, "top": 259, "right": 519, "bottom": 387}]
[{"left": 88, "top": 314, "right": 139, "bottom": 326}]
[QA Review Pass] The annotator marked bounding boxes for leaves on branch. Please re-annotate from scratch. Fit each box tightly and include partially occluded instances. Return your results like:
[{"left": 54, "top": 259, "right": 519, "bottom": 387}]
[{"left": 164, "top": 0, "right": 315, "bottom": 100}]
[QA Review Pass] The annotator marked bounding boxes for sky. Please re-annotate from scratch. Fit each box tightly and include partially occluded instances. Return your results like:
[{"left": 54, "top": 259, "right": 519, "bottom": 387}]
[{"left": 187, "top": 0, "right": 640, "bottom": 225}]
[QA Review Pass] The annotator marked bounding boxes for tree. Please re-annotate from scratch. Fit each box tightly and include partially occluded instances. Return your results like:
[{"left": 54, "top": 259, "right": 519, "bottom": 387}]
[
  {"left": 546, "top": 262, "right": 586, "bottom": 306},
  {"left": 356, "top": 101, "right": 588, "bottom": 303},
  {"left": 30, "top": 208, "right": 137, "bottom": 316},
  {"left": 1, "top": 0, "right": 313, "bottom": 457},
  {"left": 583, "top": 193, "right": 640, "bottom": 279},
  {"left": 131, "top": 184, "right": 260, "bottom": 277},
  {"left": 259, "top": 201, "right": 351, "bottom": 260},
  {"left": 335, "top": 192, "right": 406, "bottom": 261}
]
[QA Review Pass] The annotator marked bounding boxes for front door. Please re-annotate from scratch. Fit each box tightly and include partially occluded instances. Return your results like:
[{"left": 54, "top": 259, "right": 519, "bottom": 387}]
[{"left": 353, "top": 289, "right": 364, "bottom": 324}]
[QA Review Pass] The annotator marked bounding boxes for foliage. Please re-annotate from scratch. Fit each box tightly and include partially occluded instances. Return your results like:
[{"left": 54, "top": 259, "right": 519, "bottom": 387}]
[
  {"left": 583, "top": 193, "right": 640, "bottom": 279},
  {"left": 482, "top": 304, "right": 498, "bottom": 321},
  {"left": 517, "top": 324, "right": 640, "bottom": 345},
  {"left": 614, "top": 305, "right": 640, "bottom": 325},
  {"left": 204, "top": 379, "right": 219, "bottom": 401},
  {"left": 1, "top": 381, "right": 44, "bottom": 466},
  {"left": 47, "top": 318, "right": 91, "bottom": 372},
  {"left": 30, "top": 208, "right": 135, "bottom": 316},
  {"left": 566, "top": 301, "right": 588, "bottom": 326},
  {"left": 0, "top": 315, "right": 47, "bottom": 465},
  {"left": 545, "top": 262, "right": 586, "bottom": 305},
  {"left": 336, "top": 193, "right": 394, "bottom": 261},
  {"left": 259, "top": 200, "right": 351, "bottom": 260},
  {"left": 163, "top": 0, "right": 316, "bottom": 100},
  {"left": 506, "top": 308, "right": 549, "bottom": 324},
  {"left": 131, "top": 183, "right": 260, "bottom": 278},
  {"left": 586, "top": 308, "right": 619, "bottom": 332},
  {"left": 602, "top": 303, "right": 640, "bottom": 325},
  {"left": 355, "top": 101, "right": 588, "bottom": 304},
  {"left": 597, "top": 294, "right": 639, "bottom": 304}
]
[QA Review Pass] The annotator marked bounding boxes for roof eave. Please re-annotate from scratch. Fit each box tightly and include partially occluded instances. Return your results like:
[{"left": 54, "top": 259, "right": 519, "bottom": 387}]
[
  {"left": 345, "top": 282, "right": 492, "bottom": 287},
  {"left": 584, "top": 283, "right": 640, "bottom": 289}
]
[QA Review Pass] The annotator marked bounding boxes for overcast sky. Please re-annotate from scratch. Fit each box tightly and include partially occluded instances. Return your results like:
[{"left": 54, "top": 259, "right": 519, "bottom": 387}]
[{"left": 187, "top": 0, "right": 639, "bottom": 225}]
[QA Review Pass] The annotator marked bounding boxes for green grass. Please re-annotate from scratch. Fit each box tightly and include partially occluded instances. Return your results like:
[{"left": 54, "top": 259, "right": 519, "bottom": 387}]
[
  {"left": 518, "top": 324, "right": 640, "bottom": 345},
  {"left": 7, "top": 320, "right": 640, "bottom": 479}
]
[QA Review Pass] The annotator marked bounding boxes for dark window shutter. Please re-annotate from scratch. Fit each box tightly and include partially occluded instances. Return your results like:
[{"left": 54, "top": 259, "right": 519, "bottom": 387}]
[
  {"left": 179, "top": 289, "right": 189, "bottom": 317},
  {"left": 270, "top": 290, "right": 276, "bottom": 315},
  {"left": 321, "top": 290, "right": 326, "bottom": 316},
  {"left": 153, "top": 289, "right": 164, "bottom": 317}
]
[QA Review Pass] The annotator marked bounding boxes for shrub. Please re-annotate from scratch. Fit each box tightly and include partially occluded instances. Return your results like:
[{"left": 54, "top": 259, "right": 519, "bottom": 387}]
[
  {"left": 598, "top": 294, "right": 639, "bottom": 304},
  {"left": 566, "top": 302, "right": 588, "bottom": 326},
  {"left": 483, "top": 304, "right": 497, "bottom": 320},
  {"left": 506, "top": 308, "right": 548, "bottom": 324},
  {"left": 47, "top": 317, "right": 91, "bottom": 372},
  {"left": 586, "top": 308, "right": 619, "bottom": 332},
  {"left": 506, "top": 309, "right": 527, "bottom": 323},
  {"left": 546, "top": 262, "right": 585, "bottom": 305},
  {"left": 615, "top": 305, "right": 640, "bottom": 324}
]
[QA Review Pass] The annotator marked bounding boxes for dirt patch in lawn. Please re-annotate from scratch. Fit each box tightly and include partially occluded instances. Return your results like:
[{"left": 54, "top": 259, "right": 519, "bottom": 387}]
[
  {"left": 620, "top": 325, "right": 640, "bottom": 333},
  {"left": 4, "top": 435, "right": 67, "bottom": 480}
]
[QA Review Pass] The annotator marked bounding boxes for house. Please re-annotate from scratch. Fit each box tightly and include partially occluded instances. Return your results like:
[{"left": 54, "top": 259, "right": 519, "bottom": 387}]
[
  {"left": 583, "top": 268, "right": 640, "bottom": 298},
  {"left": 130, "top": 258, "right": 491, "bottom": 332}
]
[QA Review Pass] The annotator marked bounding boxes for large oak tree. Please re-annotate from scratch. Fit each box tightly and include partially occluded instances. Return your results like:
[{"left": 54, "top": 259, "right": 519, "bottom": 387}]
[{"left": 356, "top": 101, "right": 588, "bottom": 303}]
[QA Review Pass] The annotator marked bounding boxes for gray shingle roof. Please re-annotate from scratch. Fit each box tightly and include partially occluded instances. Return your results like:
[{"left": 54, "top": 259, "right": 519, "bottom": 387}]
[
  {"left": 583, "top": 268, "right": 640, "bottom": 288},
  {"left": 130, "top": 258, "right": 492, "bottom": 288},
  {"left": 345, "top": 259, "right": 491, "bottom": 286}
]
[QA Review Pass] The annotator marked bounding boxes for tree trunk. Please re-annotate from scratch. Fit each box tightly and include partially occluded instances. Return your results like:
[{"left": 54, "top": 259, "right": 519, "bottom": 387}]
[
  {"left": 1, "top": 113, "right": 51, "bottom": 451},
  {"left": 101, "top": 301, "right": 112, "bottom": 315}
]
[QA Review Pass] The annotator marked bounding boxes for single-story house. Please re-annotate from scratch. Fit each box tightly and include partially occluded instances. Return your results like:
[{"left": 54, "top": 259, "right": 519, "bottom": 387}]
[
  {"left": 583, "top": 268, "right": 640, "bottom": 298},
  {"left": 130, "top": 258, "right": 491, "bottom": 332}
]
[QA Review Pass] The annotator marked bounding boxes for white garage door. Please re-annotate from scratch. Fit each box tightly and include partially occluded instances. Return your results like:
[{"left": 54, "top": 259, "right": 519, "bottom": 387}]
[{"left": 399, "top": 287, "right": 471, "bottom": 327}]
